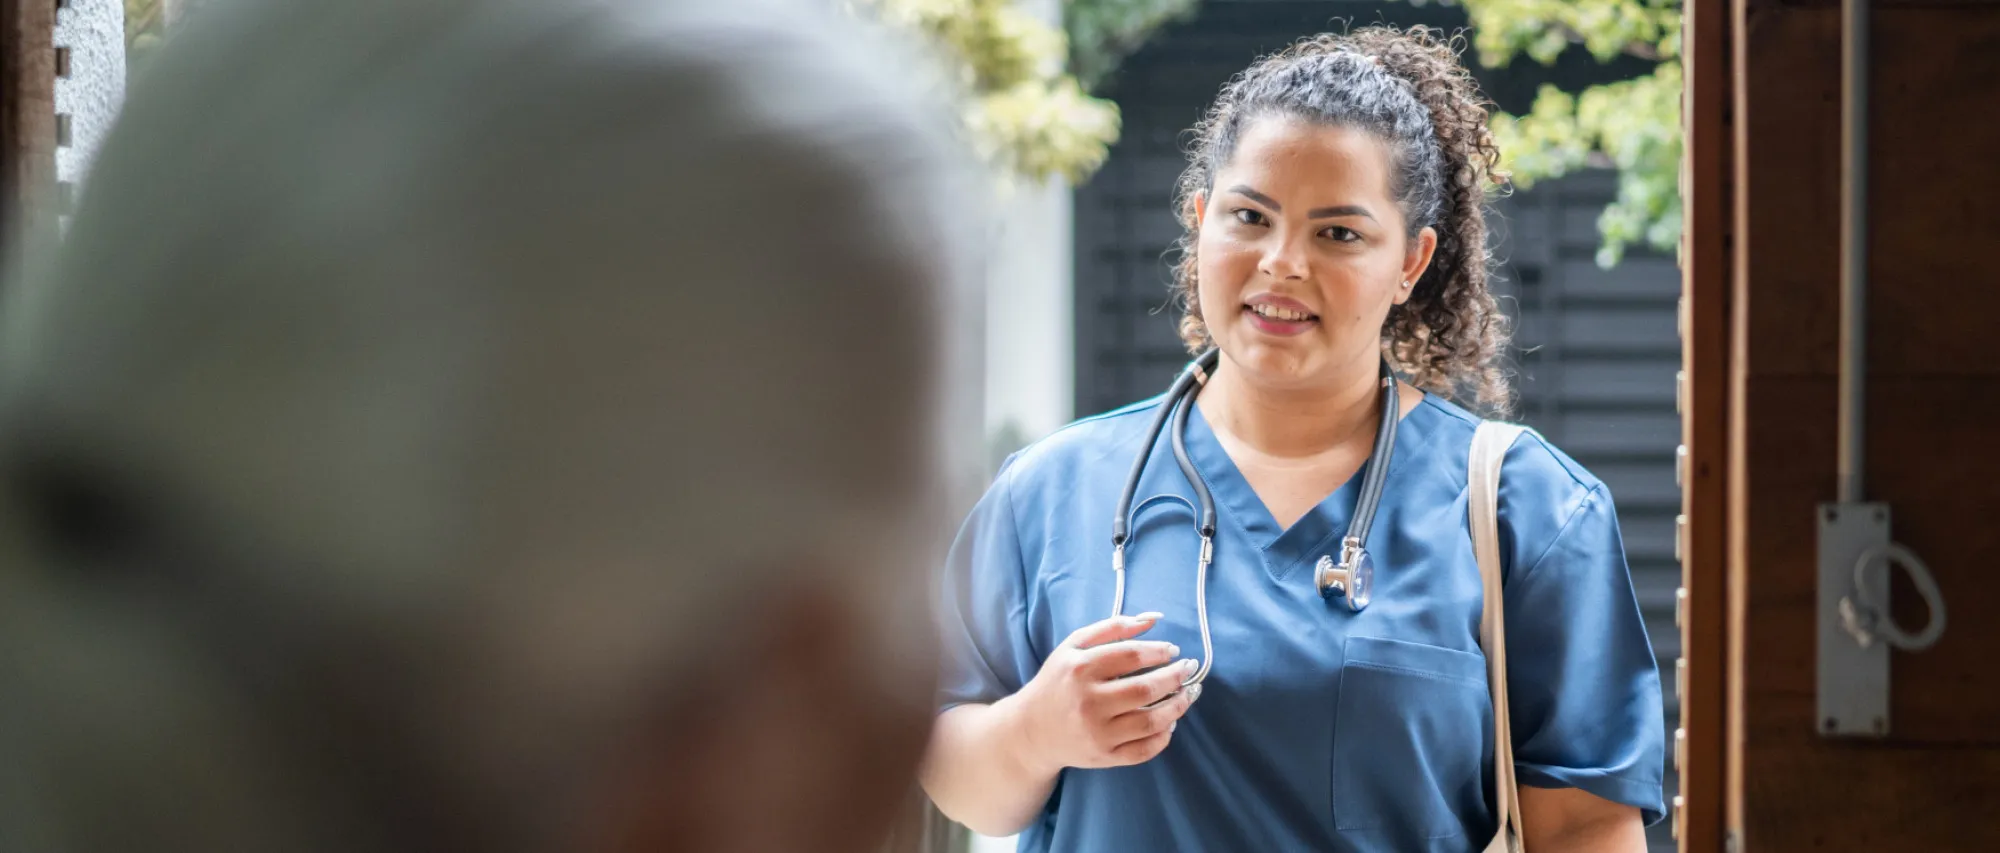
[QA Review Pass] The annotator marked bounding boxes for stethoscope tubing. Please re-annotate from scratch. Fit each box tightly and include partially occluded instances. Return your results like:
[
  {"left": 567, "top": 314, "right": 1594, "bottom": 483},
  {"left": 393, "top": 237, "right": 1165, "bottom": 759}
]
[{"left": 1109, "top": 348, "right": 1398, "bottom": 692}]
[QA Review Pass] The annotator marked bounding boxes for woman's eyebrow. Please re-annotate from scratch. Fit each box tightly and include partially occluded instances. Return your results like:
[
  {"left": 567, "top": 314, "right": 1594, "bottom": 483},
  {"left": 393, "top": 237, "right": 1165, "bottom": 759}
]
[
  {"left": 1226, "top": 185, "right": 1377, "bottom": 222},
  {"left": 1308, "top": 204, "right": 1376, "bottom": 221},
  {"left": 1227, "top": 184, "right": 1282, "bottom": 211}
]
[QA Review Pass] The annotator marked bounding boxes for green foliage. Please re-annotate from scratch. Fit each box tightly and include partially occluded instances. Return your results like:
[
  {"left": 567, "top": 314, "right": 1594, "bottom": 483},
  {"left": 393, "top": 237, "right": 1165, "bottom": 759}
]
[
  {"left": 1459, "top": 0, "right": 1679, "bottom": 67},
  {"left": 1064, "top": 0, "right": 1202, "bottom": 91},
  {"left": 125, "top": 0, "right": 165, "bottom": 54},
  {"left": 127, "top": 0, "right": 221, "bottom": 58},
  {"left": 1464, "top": 0, "right": 1683, "bottom": 267},
  {"left": 855, "top": 0, "right": 1122, "bottom": 184}
]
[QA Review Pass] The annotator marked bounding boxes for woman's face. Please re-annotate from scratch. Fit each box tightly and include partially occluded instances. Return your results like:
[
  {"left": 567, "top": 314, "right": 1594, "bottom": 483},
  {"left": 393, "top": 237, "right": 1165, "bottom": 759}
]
[{"left": 1194, "top": 116, "right": 1437, "bottom": 389}]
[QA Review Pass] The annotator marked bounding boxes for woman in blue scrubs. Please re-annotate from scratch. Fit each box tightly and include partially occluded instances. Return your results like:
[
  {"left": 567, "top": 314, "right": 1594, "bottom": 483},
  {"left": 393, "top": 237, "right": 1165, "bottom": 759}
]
[{"left": 920, "top": 27, "right": 1665, "bottom": 852}]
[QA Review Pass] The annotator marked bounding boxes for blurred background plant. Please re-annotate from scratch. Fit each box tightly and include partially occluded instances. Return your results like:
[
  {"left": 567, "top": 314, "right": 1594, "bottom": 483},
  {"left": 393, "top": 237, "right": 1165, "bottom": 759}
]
[
  {"left": 1444, "top": 0, "right": 1683, "bottom": 267},
  {"left": 851, "top": 0, "right": 1123, "bottom": 185},
  {"left": 123, "top": 0, "right": 179, "bottom": 55}
]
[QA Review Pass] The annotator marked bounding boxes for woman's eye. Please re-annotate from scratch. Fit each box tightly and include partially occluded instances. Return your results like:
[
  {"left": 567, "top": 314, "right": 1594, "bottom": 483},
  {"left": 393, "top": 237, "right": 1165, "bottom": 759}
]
[
  {"left": 1321, "top": 226, "right": 1361, "bottom": 243},
  {"left": 1231, "top": 208, "right": 1267, "bottom": 227}
]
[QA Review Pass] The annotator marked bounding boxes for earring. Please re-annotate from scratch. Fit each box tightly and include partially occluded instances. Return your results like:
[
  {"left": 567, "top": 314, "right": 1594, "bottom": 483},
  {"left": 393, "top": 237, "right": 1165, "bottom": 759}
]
[{"left": 1400, "top": 281, "right": 1412, "bottom": 289}]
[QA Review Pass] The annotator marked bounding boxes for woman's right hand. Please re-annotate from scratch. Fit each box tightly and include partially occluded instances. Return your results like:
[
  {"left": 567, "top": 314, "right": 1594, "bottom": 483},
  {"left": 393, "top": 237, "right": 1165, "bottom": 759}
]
[{"left": 1002, "top": 612, "right": 1203, "bottom": 775}]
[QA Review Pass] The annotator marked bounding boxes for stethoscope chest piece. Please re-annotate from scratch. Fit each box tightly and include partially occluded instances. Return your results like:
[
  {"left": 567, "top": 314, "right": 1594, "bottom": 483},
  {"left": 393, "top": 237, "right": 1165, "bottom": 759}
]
[
  {"left": 1315, "top": 538, "right": 1373, "bottom": 611},
  {"left": 1110, "top": 349, "right": 1397, "bottom": 671}
]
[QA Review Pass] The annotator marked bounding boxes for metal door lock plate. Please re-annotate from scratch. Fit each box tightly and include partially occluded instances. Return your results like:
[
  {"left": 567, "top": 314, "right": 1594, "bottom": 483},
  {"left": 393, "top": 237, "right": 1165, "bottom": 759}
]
[{"left": 1817, "top": 502, "right": 1891, "bottom": 737}]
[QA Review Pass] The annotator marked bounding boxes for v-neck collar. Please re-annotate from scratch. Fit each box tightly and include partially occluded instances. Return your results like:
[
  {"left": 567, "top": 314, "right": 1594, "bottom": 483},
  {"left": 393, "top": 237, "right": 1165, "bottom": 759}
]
[{"left": 1182, "top": 394, "right": 1433, "bottom": 584}]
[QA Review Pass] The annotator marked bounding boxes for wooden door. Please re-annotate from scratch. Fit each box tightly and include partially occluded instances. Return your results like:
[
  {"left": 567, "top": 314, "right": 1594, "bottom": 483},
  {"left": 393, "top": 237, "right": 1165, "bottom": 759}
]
[
  {"left": 1714, "top": 0, "right": 2000, "bottom": 848},
  {"left": 0, "top": 0, "right": 56, "bottom": 249}
]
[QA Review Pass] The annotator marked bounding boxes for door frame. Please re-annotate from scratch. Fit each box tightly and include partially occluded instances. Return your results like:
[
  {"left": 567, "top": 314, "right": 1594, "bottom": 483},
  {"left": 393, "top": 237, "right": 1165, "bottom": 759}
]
[{"left": 1677, "top": 0, "right": 1732, "bottom": 848}]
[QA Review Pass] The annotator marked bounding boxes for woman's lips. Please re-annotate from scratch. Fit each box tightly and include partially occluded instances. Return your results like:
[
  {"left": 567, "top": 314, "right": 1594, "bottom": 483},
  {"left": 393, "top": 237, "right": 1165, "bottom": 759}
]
[{"left": 1243, "top": 304, "right": 1317, "bottom": 336}]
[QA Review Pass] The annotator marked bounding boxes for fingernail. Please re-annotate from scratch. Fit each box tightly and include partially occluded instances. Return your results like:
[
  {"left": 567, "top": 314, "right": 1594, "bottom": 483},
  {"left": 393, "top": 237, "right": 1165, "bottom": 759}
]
[
  {"left": 1182, "top": 658, "right": 1199, "bottom": 674},
  {"left": 1188, "top": 683, "right": 1204, "bottom": 702},
  {"left": 1168, "top": 643, "right": 1181, "bottom": 657},
  {"left": 1135, "top": 611, "right": 1164, "bottom": 623}
]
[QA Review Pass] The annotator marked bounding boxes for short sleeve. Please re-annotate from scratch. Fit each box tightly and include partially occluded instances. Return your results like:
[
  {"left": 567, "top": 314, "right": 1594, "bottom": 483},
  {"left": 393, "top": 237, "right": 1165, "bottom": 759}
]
[
  {"left": 1500, "top": 470, "right": 1668, "bottom": 826},
  {"left": 934, "top": 457, "right": 1040, "bottom": 712}
]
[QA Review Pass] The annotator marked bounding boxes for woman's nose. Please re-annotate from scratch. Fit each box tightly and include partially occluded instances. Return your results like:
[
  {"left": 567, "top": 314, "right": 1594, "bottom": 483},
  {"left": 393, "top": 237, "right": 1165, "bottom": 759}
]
[{"left": 1259, "top": 233, "right": 1309, "bottom": 280}]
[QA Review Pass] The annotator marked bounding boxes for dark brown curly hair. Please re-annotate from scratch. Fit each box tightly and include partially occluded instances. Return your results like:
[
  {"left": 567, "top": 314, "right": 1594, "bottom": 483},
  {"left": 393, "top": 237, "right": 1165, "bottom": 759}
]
[{"left": 1169, "top": 26, "right": 1512, "bottom": 410}]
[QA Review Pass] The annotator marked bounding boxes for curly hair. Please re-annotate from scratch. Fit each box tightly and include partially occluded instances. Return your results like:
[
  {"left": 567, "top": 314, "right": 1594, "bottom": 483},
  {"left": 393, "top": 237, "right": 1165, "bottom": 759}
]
[{"left": 1169, "top": 26, "right": 1512, "bottom": 410}]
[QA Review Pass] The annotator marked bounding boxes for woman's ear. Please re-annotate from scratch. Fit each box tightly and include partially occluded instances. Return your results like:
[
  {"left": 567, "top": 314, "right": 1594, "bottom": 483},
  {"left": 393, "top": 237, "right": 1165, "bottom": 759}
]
[
  {"left": 1192, "top": 192, "right": 1207, "bottom": 226},
  {"left": 1396, "top": 226, "right": 1439, "bottom": 305}
]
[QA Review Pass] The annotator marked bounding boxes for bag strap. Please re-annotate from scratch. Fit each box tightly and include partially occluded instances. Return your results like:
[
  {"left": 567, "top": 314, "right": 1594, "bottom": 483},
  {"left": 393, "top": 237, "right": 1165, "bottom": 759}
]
[{"left": 1471, "top": 420, "right": 1528, "bottom": 853}]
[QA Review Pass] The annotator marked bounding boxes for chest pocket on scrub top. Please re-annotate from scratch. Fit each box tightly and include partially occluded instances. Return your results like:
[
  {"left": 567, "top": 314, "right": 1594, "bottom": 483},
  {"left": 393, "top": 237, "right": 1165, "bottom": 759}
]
[{"left": 1330, "top": 635, "right": 1492, "bottom": 840}]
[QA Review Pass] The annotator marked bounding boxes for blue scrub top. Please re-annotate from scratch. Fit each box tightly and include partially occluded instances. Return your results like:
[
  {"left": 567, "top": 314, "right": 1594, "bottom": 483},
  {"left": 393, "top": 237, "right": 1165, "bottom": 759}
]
[{"left": 936, "top": 393, "right": 1666, "bottom": 852}]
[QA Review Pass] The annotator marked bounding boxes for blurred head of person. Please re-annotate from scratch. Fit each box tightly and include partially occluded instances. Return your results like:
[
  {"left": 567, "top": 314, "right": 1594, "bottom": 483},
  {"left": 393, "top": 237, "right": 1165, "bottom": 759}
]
[{"left": 0, "top": 0, "right": 982, "bottom": 851}]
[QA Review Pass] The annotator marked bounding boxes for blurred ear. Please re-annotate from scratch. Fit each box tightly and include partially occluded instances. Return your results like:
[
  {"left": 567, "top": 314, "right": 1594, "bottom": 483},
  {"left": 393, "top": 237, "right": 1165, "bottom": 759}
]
[
  {"left": 1192, "top": 191, "right": 1208, "bottom": 226},
  {"left": 1396, "top": 226, "right": 1439, "bottom": 306},
  {"left": 588, "top": 572, "right": 934, "bottom": 853}
]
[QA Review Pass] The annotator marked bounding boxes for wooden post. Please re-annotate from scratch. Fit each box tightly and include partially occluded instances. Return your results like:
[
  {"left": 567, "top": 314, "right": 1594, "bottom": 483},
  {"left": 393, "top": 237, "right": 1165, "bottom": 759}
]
[
  {"left": 0, "top": 0, "right": 57, "bottom": 250},
  {"left": 1677, "top": 0, "right": 1732, "bottom": 848}
]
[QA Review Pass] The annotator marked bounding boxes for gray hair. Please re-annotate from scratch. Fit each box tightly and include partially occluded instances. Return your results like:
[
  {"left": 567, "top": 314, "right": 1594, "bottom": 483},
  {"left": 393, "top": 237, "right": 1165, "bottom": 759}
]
[{"left": 0, "top": 0, "right": 983, "bottom": 848}]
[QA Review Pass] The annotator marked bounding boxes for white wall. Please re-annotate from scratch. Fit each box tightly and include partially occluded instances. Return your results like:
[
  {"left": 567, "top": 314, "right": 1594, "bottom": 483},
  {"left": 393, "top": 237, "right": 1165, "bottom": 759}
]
[
  {"left": 981, "top": 0, "right": 1076, "bottom": 472},
  {"left": 53, "top": 0, "right": 127, "bottom": 221},
  {"left": 983, "top": 175, "right": 1075, "bottom": 462}
]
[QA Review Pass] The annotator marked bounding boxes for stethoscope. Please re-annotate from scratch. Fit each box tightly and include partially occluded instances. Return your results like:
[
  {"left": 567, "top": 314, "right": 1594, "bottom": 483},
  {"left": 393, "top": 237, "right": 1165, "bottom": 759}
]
[{"left": 1109, "top": 348, "right": 1401, "bottom": 690}]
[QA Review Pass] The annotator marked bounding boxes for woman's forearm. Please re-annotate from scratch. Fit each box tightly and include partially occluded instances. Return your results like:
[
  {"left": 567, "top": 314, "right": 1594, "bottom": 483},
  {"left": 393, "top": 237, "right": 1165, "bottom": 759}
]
[
  {"left": 1518, "top": 786, "right": 1648, "bottom": 852},
  {"left": 918, "top": 699, "right": 1061, "bottom": 837},
  {"left": 1526, "top": 814, "right": 1647, "bottom": 853}
]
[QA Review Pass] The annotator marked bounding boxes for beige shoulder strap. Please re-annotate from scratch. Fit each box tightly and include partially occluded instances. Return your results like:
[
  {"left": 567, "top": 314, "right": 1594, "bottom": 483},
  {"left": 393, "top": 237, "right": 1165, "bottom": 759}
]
[{"left": 1472, "top": 420, "right": 1528, "bottom": 853}]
